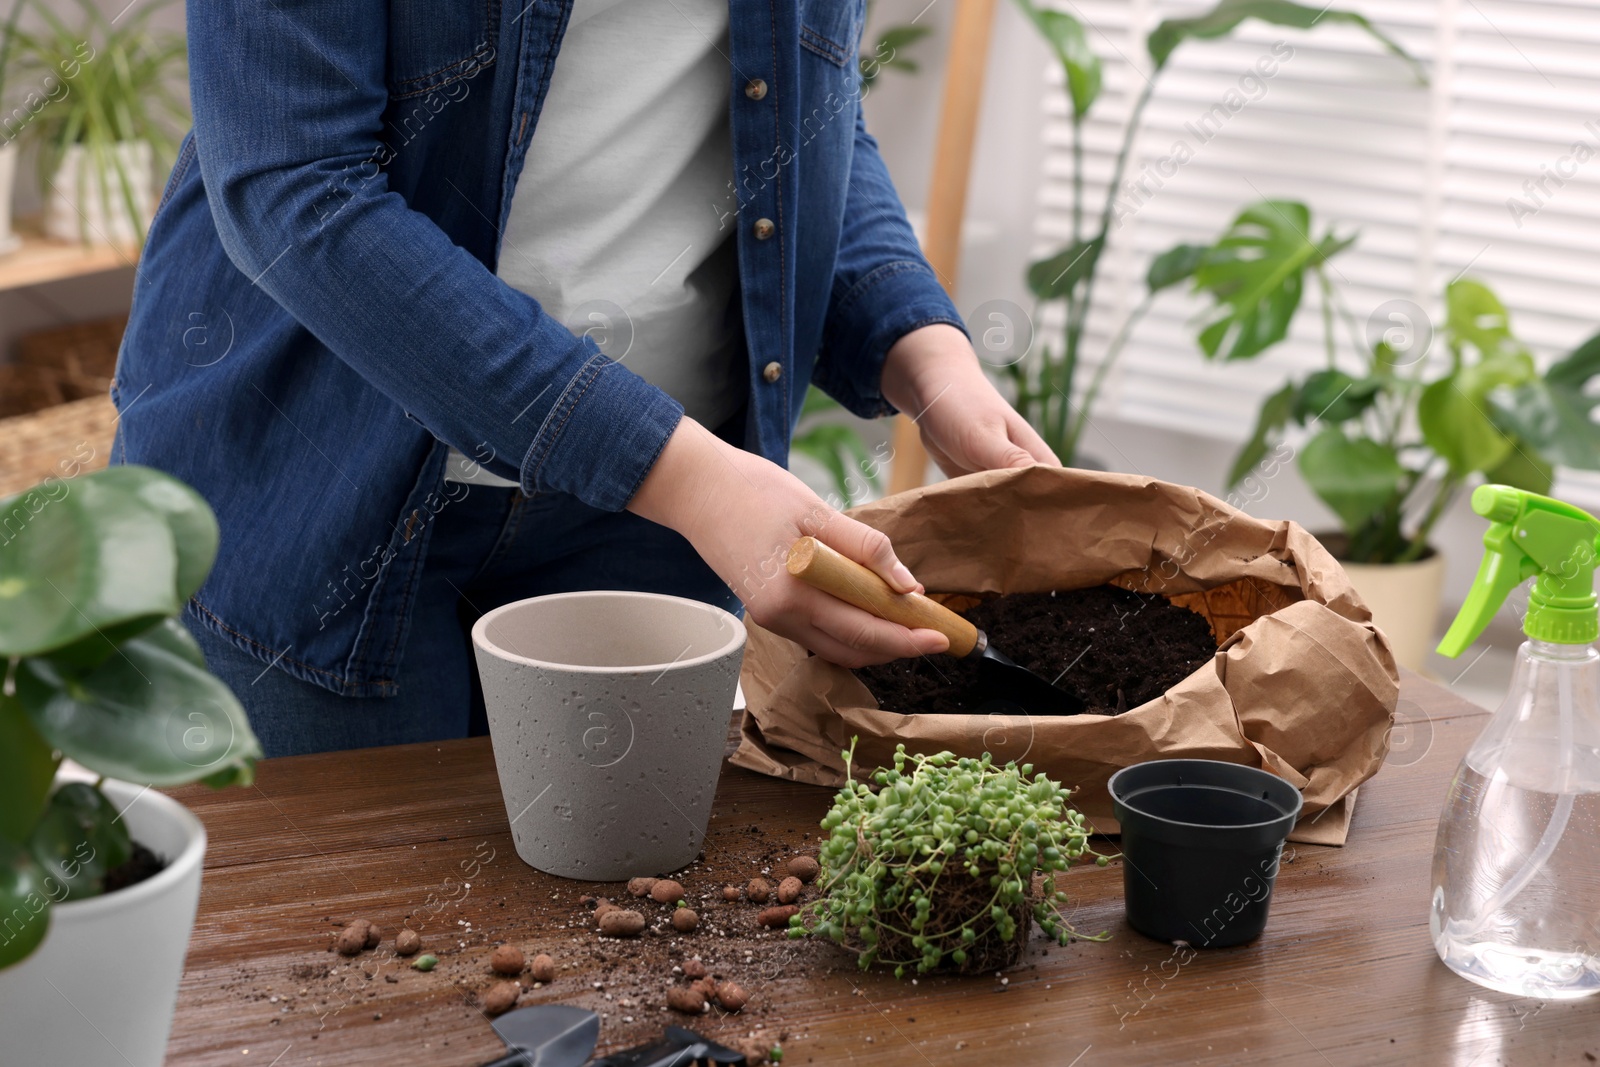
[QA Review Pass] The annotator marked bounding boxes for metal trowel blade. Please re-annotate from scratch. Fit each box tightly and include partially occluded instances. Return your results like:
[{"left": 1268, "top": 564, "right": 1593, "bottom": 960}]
[
  {"left": 486, "top": 1005, "right": 600, "bottom": 1067},
  {"left": 974, "top": 646, "right": 1086, "bottom": 716}
]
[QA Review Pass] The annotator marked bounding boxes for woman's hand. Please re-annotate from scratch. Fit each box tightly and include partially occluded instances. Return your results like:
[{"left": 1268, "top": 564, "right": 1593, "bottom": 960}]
[
  {"left": 881, "top": 323, "right": 1060, "bottom": 476},
  {"left": 628, "top": 418, "right": 951, "bottom": 667}
]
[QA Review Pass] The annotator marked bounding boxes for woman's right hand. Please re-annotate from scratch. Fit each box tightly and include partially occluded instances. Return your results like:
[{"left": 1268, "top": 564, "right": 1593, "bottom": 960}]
[{"left": 628, "top": 418, "right": 950, "bottom": 667}]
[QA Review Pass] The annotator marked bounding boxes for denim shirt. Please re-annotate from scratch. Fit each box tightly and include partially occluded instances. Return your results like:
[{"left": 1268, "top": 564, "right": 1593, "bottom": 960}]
[{"left": 114, "top": 0, "right": 964, "bottom": 696}]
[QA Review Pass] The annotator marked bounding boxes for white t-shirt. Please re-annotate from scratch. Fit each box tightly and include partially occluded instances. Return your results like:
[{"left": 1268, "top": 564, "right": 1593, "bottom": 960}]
[{"left": 447, "top": 0, "right": 741, "bottom": 486}]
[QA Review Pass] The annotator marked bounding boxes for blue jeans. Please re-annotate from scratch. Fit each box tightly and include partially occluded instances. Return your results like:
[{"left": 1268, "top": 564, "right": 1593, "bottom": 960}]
[{"left": 188, "top": 485, "right": 738, "bottom": 758}]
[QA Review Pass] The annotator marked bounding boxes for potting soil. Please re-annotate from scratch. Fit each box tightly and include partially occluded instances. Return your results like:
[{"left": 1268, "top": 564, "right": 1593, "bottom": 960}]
[{"left": 854, "top": 586, "right": 1217, "bottom": 715}]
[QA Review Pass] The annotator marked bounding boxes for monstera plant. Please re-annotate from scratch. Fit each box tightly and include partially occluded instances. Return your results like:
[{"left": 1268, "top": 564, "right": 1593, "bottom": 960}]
[
  {"left": 0, "top": 465, "right": 259, "bottom": 968},
  {"left": 1009, "top": 0, "right": 1425, "bottom": 464},
  {"left": 1180, "top": 199, "right": 1600, "bottom": 565}
]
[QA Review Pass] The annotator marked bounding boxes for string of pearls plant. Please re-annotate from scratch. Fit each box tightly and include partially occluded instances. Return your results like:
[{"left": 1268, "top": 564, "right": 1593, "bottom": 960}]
[{"left": 789, "top": 741, "right": 1110, "bottom": 976}]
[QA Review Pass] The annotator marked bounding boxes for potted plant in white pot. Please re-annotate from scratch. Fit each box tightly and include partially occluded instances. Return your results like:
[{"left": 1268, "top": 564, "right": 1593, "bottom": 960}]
[
  {"left": 0, "top": 466, "right": 261, "bottom": 1066},
  {"left": 1182, "top": 201, "right": 1600, "bottom": 667},
  {"left": 12, "top": 0, "right": 187, "bottom": 246},
  {"left": 0, "top": 0, "right": 26, "bottom": 254}
]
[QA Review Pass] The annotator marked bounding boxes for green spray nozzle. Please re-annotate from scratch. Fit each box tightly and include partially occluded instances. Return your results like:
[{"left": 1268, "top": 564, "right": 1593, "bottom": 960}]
[{"left": 1437, "top": 484, "right": 1600, "bottom": 657}]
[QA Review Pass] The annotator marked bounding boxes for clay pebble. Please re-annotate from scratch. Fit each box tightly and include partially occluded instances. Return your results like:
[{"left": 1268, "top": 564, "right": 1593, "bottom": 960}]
[
  {"left": 490, "top": 945, "right": 525, "bottom": 976},
  {"left": 483, "top": 981, "right": 521, "bottom": 1016},
  {"left": 599, "top": 909, "right": 647, "bottom": 937},
  {"left": 649, "top": 879, "right": 686, "bottom": 904}
]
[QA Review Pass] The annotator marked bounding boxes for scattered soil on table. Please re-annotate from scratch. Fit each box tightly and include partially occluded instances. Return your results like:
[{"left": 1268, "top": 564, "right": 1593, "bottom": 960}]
[
  {"left": 273, "top": 831, "right": 856, "bottom": 1059},
  {"left": 855, "top": 586, "right": 1217, "bottom": 715},
  {"left": 103, "top": 842, "right": 166, "bottom": 893}
]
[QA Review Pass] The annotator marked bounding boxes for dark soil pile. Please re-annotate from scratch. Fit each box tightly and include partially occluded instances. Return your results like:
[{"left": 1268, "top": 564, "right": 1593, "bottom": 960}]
[
  {"left": 855, "top": 586, "right": 1217, "bottom": 715},
  {"left": 104, "top": 843, "right": 166, "bottom": 893}
]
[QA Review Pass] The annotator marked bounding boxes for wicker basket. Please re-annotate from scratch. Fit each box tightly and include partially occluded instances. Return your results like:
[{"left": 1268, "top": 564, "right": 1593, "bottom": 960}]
[
  {"left": 15, "top": 315, "right": 126, "bottom": 400},
  {"left": 0, "top": 394, "right": 117, "bottom": 499},
  {"left": 0, "top": 363, "right": 71, "bottom": 419}
]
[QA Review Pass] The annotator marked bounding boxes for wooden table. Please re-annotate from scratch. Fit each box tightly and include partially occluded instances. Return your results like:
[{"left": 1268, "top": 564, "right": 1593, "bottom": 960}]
[{"left": 164, "top": 676, "right": 1599, "bottom": 1066}]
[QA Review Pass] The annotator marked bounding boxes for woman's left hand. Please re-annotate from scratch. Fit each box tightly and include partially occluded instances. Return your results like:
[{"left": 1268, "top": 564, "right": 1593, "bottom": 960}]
[{"left": 881, "top": 323, "right": 1060, "bottom": 477}]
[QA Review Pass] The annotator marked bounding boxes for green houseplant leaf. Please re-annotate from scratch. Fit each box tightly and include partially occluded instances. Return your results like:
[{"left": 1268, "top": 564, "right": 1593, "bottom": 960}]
[
  {"left": 1013, "top": 0, "right": 1101, "bottom": 117},
  {"left": 1293, "top": 369, "right": 1383, "bottom": 424},
  {"left": 0, "top": 466, "right": 219, "bottom": 663},
  {"left": 1297, "top": 429, "right": 1405, "bottom": 536},
  {"left": 26, "top": 782, "right": 132, "bottom": 901},
  {"left": 17, "top": 629, "right": 260, "bottom": 788},
  {"left": 0, "top": 838, "right": 51, "bottom": 968},
  {"left": 1418, "top": 353, "right": 1535, "bottom": 475},
  {"left": 1193, "top": 200, "right": 1351, "bottom": 361},
  {"left": 1445, "top": 278, "right": 1517, "bottom": 359},
  {"left": 1226, "top": 381, "right": 1297, "bottom": 489},
  {"left": 1484, "top": 445, "right": 1555, "bottom": 495},
  {"left": 1146, "top": 243, "right": 1208, "bottom": 293},
  {"left": 1027, "top": 237, "right": 1103, "bottom": 301},
  {"left": 0, "top": 694, "right": 59, "bottom": 846},
  {"left": 0, "top": 473, "right": 179, "bottom": 658},
  {"left": 1147, "top": 0, "right": 1422, "bottom": 81}
]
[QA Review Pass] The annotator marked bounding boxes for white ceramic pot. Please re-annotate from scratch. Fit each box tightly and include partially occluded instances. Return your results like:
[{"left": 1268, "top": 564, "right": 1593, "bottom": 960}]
[
  {"left": 473, "top": 591, "right": 747, "bottom": 881},
  {"left": 43, "top": 140, "right": 153, "bottom": 246},
  {"left": 0, "top": 141, "right": 20, "bottom": 255},
  {"left": 0, "top": 779, "right": 207, "bottom": 1067},
  {"left": 1338, "top": 549, "right": 1447, "bottom": 672}
]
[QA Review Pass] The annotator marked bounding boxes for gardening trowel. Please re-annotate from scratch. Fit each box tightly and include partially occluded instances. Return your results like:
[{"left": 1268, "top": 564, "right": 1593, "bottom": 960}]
[
  {"left": 586, "top": 1025, "right": 749, "bottom": 1066},
  {"left": 477, "top": 1005, "right": 600, "bottom": 1067},
  {"left": 786, "top": 536, "right": 1087, "bottom": 715}
]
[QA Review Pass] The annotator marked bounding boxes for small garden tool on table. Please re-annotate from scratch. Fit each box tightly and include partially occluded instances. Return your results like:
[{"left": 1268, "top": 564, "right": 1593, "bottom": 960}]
[
  {"left": 786, "top": 536, "right": 1087, "bottom": 715},
  {"left": 478, "top": 1005, "right": 748, "bottom": 1066}
]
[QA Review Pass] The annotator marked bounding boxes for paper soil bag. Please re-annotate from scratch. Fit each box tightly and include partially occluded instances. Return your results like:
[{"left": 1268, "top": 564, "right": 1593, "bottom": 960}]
[{"left": 730, "top": 466, "right": 1400, "bottom": 846}]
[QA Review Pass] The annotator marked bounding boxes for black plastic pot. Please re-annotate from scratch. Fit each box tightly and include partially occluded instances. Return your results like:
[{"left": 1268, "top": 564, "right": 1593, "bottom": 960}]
[{"left": 1108, "top": 759, "right": 1303, "bottom": 948}]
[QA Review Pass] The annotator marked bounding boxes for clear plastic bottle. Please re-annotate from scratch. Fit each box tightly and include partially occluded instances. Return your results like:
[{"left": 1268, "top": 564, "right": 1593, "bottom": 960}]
[
  {"left": 1430, "top": 639, "right": 1600, "bottom": 998},
  {"left": 1430, "top": 483, "right": 1600, "bottom": 998}
]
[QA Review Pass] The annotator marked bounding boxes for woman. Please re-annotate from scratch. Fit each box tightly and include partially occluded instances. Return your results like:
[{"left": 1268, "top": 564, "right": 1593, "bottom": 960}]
[{"left": 115, "top": 0, "right": 1055, "bottom": 756}]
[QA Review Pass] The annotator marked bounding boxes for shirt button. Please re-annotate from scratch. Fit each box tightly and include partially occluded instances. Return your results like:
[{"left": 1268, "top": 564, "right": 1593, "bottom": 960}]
[
  {"left": 762, "top": 361, "right": 782, "bottom": 383},
  {"left": 753, "top": 217, "right": 775, "bottom": 240},
  {"left": 744, "top": 78, "right": 768, "bottom": 101}
]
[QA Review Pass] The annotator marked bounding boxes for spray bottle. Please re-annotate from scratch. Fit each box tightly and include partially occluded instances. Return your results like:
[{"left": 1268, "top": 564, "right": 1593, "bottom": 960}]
[{"left": 1431, "top": 484, "right": 1600, "bottom": 998}]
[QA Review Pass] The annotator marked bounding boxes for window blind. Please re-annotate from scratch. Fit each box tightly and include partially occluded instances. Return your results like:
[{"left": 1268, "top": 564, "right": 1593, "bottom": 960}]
[{"left": 1031, "top": 0, "right": 1600, "bottom": 499}]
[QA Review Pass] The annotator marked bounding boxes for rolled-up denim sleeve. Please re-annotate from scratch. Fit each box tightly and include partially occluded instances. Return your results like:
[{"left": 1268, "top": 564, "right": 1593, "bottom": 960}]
[
  {"left": 186, "top": 0, "right": 681, "bottom": 511},
  {"left": 815, "top": 102, "right": 968, "bottom": 418}
]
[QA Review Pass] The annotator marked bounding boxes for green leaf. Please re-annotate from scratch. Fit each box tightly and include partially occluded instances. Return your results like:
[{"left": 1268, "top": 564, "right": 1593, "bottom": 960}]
[
  {"left": 131, "top": 616, "right": 210, "bottom": 669},
  {"left": 1485, "top": 444, "right": 1555, "bottom": 495},
  {"left": 0, "top": 471, "right": 179, "bottom": 658},
  {"left": 1292, "top": 369, "right": 1383, "bottom": 424},
  {"left": 94, "top": 466, "right": 219, "bottom": 604},
  {"left": 27, "top": 782, "right": 131, "bottom": 901},
  {"left": 1490, "top": 381, "right": 1600, "bottom": 471},
  {"left": 1147, "top": 0, "right": 1423, "bottom": 82},
  {"left": 1013, "top": 0, "right": 1101, "bottom": 117},
  {"left": 800, "top": 385, "right": 843, "bottom": 421},
  {"left": 6, "top": 468, "right": 218, "bottom": 669},
  {"left": 0, "top": 838, "right": 52, "bottom": 969},
  {"left": 0, "top": 694, "right": 59, "bottom": 846},
  {"left": 16, "top": 630, "right": 260, "bottom": 788},
  {"left": 1027, "top": 237, "right": 1103, "bottom": 301},
  {"left": 1445, "top": 279, "right": 1517, "bottom": 360},
  {"left": 1297, "top": 430, "right": 1406, "bottom": 536},
  {"left": 1226, "top": 382, "right": 1297, "bottom": 488},
  {"left": 1547, "top": 330, "right": 1600, "bottom": 392},
  {"left": 1193, "top": 201, "right": 1345, "bottom": 361},
  {"left": 792, "top": 424, "right": 878, "bottom": 506},
  {"left": 1417, "top": 354, "right": 1535, "bottom": 475},
  {"left": 1146, "top": 243, "right": 1208, "bottom": 293}
]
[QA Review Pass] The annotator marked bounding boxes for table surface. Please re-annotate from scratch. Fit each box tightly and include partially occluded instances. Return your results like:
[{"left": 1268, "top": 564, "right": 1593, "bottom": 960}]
[{"left": 162, "top": 675, "right": 1599, "bottom": 1067}]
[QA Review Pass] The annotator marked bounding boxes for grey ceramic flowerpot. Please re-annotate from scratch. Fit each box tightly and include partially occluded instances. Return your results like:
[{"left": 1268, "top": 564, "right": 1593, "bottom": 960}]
[{"left": 472, "top": 591, "right": 747, "bottom": 880}]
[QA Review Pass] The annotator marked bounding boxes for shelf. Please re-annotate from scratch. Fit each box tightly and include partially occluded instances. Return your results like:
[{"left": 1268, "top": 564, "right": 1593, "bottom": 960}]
[{"left": 0, "top": 220, "right": 138, "bottom": 293}]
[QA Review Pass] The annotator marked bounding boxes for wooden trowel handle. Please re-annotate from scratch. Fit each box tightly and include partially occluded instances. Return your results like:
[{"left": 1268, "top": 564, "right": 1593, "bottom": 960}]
[{"left": 786, "top": 536, "right": 979, "bottom": 657}]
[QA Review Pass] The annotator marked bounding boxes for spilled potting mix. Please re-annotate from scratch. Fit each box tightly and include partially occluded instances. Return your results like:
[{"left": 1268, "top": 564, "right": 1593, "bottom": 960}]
[{"left": 855, "top": 586, "right": 1217, "bottom": 715}]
